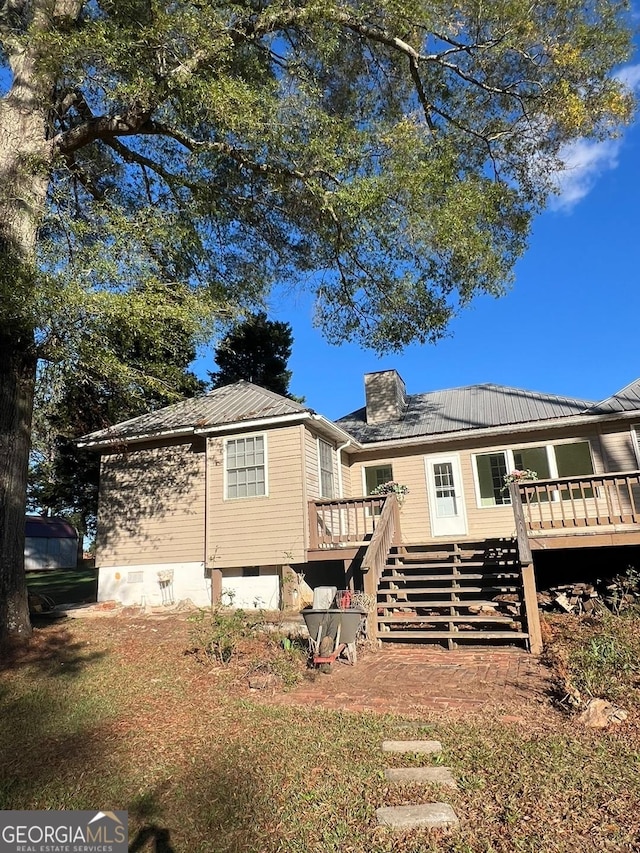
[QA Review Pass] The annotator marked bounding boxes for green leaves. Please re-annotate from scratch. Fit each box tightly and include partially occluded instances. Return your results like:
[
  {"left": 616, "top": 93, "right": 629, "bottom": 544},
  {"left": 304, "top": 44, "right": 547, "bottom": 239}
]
[{"left": 4, "top": 0, "right": 637, "bottom": 355}]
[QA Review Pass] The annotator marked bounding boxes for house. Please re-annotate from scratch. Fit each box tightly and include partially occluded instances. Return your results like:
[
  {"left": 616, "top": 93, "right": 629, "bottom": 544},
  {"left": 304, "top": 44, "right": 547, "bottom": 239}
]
[{"left": 79, "top": 371, "right": 640, "bottom": 652}]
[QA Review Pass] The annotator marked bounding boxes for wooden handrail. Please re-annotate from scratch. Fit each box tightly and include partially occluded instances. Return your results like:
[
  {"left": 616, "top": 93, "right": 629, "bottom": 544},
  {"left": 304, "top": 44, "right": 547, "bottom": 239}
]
[
  {"left": 308, "top": 494, "right": 400, "bottom": 642},
  {"left": 360, "top": 494, "right": 400, "bottom": 641},
  {"left": 508, "top": 471, "right": 640, "bottom": 655},
  {"left": 508, "top": 481, "right": 541, "bottom": 655},
  {"left": 360, "top": 494, "right": 399, "bottom": 577}
]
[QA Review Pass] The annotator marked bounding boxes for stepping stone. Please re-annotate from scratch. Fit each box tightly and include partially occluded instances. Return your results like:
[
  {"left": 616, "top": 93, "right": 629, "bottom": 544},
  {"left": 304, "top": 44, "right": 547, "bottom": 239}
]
[
  {"left": 382, "top": 739, "right": 442, "bottom": 754},
  {"left": 384, "top": 767, "right": 457, "bottom": 788},
  {"left": 376, "top": 802, "right": 459, "bottom": 829}
]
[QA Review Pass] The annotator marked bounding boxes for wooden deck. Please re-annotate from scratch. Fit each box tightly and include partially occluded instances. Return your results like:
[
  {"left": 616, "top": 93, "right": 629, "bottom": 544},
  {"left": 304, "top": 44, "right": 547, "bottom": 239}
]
[
  {"left": 305, "top": 473, "right": 640, "bottom": 654},
  {"left": 511, "top": 470, "right": 640, "bottom": 551},
  {"left": 308, "top": 471, "right": 640, "bottom": 560}
]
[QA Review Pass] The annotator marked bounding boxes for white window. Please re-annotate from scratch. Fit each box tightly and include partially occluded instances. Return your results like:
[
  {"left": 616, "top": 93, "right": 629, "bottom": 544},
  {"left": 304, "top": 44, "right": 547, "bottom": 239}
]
[
  {"left": 474, "top": 441, "right": 594, "bottom": 508},
  {"left": 632, "top": 425, "right": 640, "bottom": 468},
  {"left": 432, "top": 461, "right": 458, "bottom": 517},
  {"left": 364, "top": 464, "right": 393, "bottom": 494},
  {"left": 225, "top": 435, "right": 266, "bottom": 498},
  {"left": 318, "top": 439, "right": 335, "bottom": 499},
  {"left": 475, "top": 452, "right": 511, "bottom": 507}
]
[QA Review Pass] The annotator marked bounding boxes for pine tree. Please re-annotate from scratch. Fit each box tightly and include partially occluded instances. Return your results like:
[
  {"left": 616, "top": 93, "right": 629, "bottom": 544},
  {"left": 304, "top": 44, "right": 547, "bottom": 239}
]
[{"left": 210, "top": 313, "right": 295, "bottom": 398}]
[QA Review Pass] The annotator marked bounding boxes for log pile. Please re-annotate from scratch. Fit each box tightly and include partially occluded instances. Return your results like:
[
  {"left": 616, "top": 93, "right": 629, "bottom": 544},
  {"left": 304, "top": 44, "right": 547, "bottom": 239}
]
[{"left": 536, "top": 572, "right": 640, "bottom": 615}]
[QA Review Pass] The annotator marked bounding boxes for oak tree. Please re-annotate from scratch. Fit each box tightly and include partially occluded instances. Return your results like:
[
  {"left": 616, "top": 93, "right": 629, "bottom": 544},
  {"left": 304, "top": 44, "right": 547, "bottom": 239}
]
[{"left": 0, "top": 0, "right": 635, "bottom": 640}]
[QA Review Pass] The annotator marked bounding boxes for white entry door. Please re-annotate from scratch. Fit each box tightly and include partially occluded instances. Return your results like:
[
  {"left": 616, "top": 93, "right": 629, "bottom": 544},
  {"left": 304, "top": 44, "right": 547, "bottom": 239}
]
[{"left": 425, "top": 453, "right": 468, "bottom": 537}]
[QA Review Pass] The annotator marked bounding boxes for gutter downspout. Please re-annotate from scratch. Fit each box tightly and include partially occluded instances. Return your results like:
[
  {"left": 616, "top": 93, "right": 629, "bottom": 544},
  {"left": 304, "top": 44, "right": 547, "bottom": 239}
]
[{"left": 336, "top": 439, "right": 352, "bottom": 498}]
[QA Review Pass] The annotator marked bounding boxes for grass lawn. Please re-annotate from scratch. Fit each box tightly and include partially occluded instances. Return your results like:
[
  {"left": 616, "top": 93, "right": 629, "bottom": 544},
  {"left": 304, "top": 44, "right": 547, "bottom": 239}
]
[
  {"left": 26, "top": 567, "right": 98, "bottom": 606},
  {"left": 1, "top": 614, "right": 639, "bottom": 852}
]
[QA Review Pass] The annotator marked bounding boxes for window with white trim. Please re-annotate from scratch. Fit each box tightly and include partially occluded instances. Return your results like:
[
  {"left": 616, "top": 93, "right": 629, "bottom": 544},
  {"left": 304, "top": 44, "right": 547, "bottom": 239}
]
[
  {"left": 318, "top": 439, "right": 335, "bottom": 499},
  {"left": 474, "top": 441, "right": 594, "bottom": 507},
  {"left": 630, "top": 425, "right": 640, "bottom": 468},
  {"left": 364, "top": 464, "right": 393, "bottom": 494},
  {"left": 225, "top": 435, "right": 266, "bottom": 498}
]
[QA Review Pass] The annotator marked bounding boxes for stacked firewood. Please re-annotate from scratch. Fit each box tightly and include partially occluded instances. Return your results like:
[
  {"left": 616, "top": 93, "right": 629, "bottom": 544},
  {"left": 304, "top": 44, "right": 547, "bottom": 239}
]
[{"left": 537, "top": 569, "right": 640, "bottom": 615}]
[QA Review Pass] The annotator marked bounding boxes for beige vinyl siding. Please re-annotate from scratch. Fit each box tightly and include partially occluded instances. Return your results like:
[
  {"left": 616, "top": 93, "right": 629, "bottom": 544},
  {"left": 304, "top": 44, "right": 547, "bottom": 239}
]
[
  {"left": 97, "top": 439, "right": 206, "bottom": 566},
  {"left": 304, "top": 428, "right": 321, "bottom": 499},
  {"left": 597, "top": 424, "right": 638, "bottom": 473},
  {"left": 303, "top": 427, "right": 351, "bottom": 498},
  {"left": 207, "top": 424, "right": 307, "bottom": 567},
  {"left": 348, "top": 423, "right": 617, "bottom": 545},
  {"left": 350, "top": 451, "right": 431, "bottom": 544}
]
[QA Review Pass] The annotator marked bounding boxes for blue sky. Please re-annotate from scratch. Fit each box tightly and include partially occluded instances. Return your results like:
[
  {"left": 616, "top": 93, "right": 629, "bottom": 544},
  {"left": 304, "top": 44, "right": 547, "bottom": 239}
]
[{"left": 197, "top": 58, "right": 640, "bottom": 421}]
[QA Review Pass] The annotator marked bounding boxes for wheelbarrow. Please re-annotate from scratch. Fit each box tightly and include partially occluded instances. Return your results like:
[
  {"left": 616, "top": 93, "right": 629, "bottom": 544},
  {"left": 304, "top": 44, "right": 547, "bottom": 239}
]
[{"left": 302, "top": 608, "right": 366, "bottom": 671}]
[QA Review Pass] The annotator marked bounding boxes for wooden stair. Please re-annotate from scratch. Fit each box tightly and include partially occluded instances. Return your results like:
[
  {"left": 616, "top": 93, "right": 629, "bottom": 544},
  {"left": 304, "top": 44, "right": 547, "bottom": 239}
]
[{"left": 375, "top": 539, "right": 530, "bottom": 650}]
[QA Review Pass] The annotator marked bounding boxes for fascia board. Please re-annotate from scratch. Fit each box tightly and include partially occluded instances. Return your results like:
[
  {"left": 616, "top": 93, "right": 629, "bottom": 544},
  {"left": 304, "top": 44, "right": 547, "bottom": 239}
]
[
  {"left": 77, "top": 425, "right": 196, "bottom": 449},
  {"left": 348, "top": 410, "right": 640, "bottom": 454}
]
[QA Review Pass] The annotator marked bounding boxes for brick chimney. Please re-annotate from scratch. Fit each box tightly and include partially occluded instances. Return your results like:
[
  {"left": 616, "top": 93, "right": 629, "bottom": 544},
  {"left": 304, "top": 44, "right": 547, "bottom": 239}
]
[{"left": 364, "top": 370, "right": 407, "bottom": 425}]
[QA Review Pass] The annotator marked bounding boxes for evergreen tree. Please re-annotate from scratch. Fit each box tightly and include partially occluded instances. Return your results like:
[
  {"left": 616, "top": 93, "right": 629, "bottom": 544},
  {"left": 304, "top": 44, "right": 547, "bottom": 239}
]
[{"left": 210, "top": 313, "right": 294, "bottom": 398}]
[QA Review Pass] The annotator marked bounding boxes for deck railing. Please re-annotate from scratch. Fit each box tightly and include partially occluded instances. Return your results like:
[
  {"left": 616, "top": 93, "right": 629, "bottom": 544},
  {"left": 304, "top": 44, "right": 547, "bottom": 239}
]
[
  {"left": 308, "top": 495, "right": 388, "bottom": 550},
  {"left": 308, "top": 494, "right": 400, "bottom": 639},
  {"left": 360, "top": 494, "right": 400, "bottom": 639},
  {"left": 360, "top": 493, "right": 400, "bottom": 580},
  {"left": 513, "top": 471, "right": 640, "bottom": 532}
]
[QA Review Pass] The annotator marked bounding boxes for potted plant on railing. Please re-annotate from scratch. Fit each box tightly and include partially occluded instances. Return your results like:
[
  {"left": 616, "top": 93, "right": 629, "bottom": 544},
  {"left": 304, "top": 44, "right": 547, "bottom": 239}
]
[
  {"left": 502, "top": 469, "right": 539, "bottom": 501},
  {"left": 371, "top": 481, "right": 410, "bottom": 506},
  {"left": 503, "top": 469, "right": 538, "bottom": 488}
]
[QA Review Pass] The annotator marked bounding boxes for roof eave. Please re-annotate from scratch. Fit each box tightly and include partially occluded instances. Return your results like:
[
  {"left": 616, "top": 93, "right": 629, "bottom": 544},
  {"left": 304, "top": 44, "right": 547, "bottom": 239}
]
[
  {"left": 78, "top": 410, "right": 324, "bottom": 448},
  {"left": 77, "top": 425, "right": 197, "bottom": 449},
  {"left": 194, "top": 411, "right": 312, "bottom": 435},
  {"left": 348, "top": 409, "right": 640, "bottom": 452},
  {"left": 310, "top": 414, "right": 362, "bottom": 447}
]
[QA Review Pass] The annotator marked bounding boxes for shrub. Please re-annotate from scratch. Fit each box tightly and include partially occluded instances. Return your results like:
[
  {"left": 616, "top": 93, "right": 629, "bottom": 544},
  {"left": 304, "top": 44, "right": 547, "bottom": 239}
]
[
  {"left": 545, "top": 613, "right": 640, "bottom": 707},
  {"left": 189, "top": 606, "right": 262, "bottom": 665}
]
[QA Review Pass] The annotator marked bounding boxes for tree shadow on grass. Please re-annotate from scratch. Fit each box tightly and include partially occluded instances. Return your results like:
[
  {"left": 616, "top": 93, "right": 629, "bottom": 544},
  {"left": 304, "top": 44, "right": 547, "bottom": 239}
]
[
  {"left": 0, "top": 620, "right": 106, "bottom": 675},
  {"left": 0, "top": 621, "right": 115, "bottom": 812},
  {"left": 125, "top": 761, "right": 278, "bottom": 853}
]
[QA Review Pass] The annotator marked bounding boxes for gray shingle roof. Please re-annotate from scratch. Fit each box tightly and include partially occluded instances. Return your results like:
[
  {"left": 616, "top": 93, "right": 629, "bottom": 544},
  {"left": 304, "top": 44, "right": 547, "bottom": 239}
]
[
  {"left": 583, "top": 378, "right": 640, "bottom": 414},
  {"left": 336, "top": 384, "right": 596, "bottom": 443},
  {"left": 80, "top": 381, "right": 310, "bottom": 444}
]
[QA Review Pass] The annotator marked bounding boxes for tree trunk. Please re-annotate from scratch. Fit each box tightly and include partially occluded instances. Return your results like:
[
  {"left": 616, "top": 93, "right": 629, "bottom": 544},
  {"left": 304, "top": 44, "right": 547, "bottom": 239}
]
[
  {"left": 0, "top": 0, "right": 58, "bottom": 643},
  {"left": 0, "top": 330, "right": 37, "bottom": 643}
]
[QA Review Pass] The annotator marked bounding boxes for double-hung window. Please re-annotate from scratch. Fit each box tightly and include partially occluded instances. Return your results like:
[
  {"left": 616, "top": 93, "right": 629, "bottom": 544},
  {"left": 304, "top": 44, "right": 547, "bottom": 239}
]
[
  {"left": 318, "top": 439, "right": 335, "bottom": 499},
  {"left": 364, "top": 464, "right": 394, "bottom": 494},
  {"left": 474, "top": 441, "right": 594, "bottom": 507},
  {"left": 225, "top": 435, "right": 266, "bottom": 498}
]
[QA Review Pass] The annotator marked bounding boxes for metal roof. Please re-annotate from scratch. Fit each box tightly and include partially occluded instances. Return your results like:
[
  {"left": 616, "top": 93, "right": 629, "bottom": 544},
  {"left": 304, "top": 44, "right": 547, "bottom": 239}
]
[
  {"left": 583, "top": 378, "right": 640, "bottom": 415},
  {"left": 336, "top": 384, "right": 596, "bottom": 443},
  {"left": 25, "top": 516, "right": 78, "bottom": 539},
  {"left": 80, "top": 381, "right": 310, "bottom": 444},
  {"left": 80, "top": 375, "right": 640, "bottom": 450}
]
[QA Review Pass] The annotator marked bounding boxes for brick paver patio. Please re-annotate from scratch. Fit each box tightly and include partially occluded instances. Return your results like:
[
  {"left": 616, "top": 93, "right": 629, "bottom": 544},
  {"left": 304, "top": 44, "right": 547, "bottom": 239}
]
[{"left": 268, "top": 645, "right": 550, "bottom": 715}]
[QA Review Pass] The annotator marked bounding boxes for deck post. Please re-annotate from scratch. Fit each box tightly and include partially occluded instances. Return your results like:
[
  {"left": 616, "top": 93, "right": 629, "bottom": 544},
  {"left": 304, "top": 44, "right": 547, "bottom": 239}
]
[
  {"left": 211, "top": 567, "right": 223, "bottom": 607},
  {"left": 521, "top": 563, "right": 543, "bottom": 655},
  {"left": 308, "top": 501, "right": 319, "bottom": 550},
  {"left": 508, "top": 482, "right": 532, "bottom": 564},
  {"left": 509, "top": 482, "right": 541, "bottom": 654},
  {"left": 362, "top": 564, "right": 378, "bottom": 644}
]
